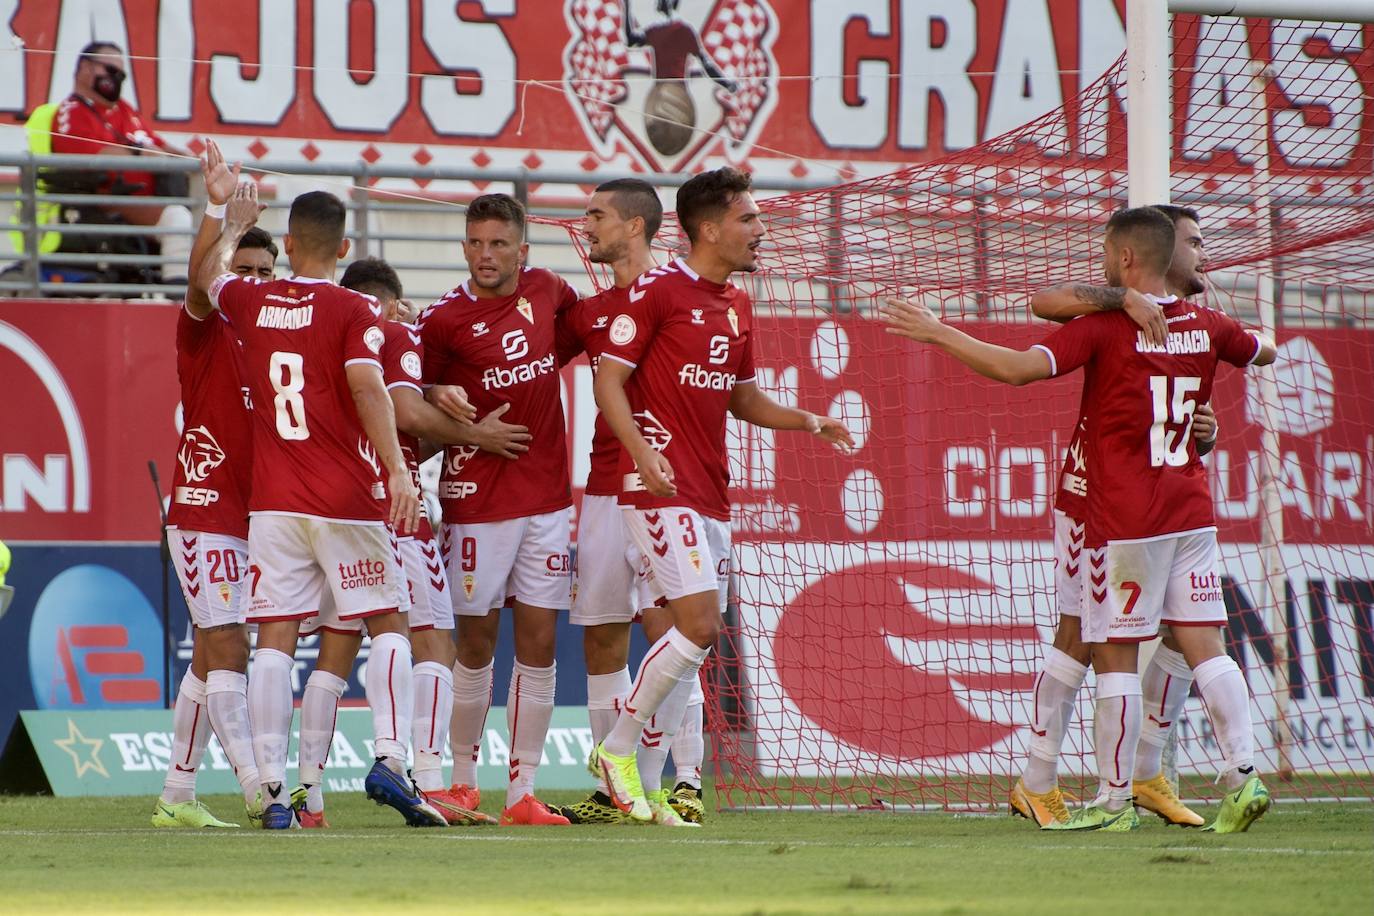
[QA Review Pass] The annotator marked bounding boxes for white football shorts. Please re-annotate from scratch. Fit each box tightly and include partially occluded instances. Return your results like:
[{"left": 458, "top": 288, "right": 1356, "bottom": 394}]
[
  {"left": 246, "top": 513, "right": 408, "bottom": 631},
  {"left": 168, "top": 528, "right": 248, "bottom": 628},
  {"left": 622, "top": 506, "right": 729, "bottom": 613},
  {"left": 1081, "top": 528, "right": 1226, "bottom": 644},
  {"left": 571, "top": 495, "right": 663, "bottom": 625},
  {"left": 399, "top": 534, "right": 454, "bottom": 631},
  {"left": 1053, "top": 511, "right": 1085, "bottom": 619},
  {"left": 440, "top": 508, "right": 572, "bottom": 616}
]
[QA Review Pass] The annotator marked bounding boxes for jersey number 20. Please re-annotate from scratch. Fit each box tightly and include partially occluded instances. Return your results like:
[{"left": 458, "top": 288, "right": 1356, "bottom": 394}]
[
  {"left": 270, "top": 351, "right": 309, "bottom": 441},
  {"left": 1148, "top": 375, "right": 1200, "bottom": 467}
]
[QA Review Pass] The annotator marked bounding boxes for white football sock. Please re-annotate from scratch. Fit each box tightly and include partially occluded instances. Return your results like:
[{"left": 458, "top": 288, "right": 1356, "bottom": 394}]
[
  {"left": 673, "top": 675, "right": 705, "bottom": 789},
  {"left": 637, "top": 671, "right": 694, "bottom": 794},
  {"left": 1022, "top": 647, "right": 1088, "bottom": 793},
  {"left": 248, "top": 647, "right": 295, "bottom": 804},
  {"left": 506, "top": 661, "right": 557, "bottom": 807},
  {"left": 366, "top": 631, "right": 413, "bottom": 764},
  {"left": 1193, "top": 654, "right": 1255, "bottom": 789},
  {"left": 450, "top": 660, "right": 493, "bottom": 788},
  {"left": 1092, "top": 672, "right": 1142, "bottom": 811},
  {"left": 161, "top": 671, "right": 209, "bottom": 804},
  {"left": 412, "top": 661, "right": 454, "bottom": 793},
  {"left": 604, "top": 628, "right": 709, "bottom": 757},
  {"left": 1135, "top": 645, "right": 1194, "bottom": 780},
  {"left": 298, "top": 669, "right": 347, "bottom": 812},
  {"left": 587, "top": 668, "right": 631, "bottom": 794},
  {"left": 205, "top": 668, "right": 259, "bottom": 806}
]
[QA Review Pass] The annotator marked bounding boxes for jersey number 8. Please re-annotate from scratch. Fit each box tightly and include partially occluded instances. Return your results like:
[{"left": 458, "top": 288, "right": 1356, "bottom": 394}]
[{"left": 270, "top": 351, "right": 310, "bottom": 441}]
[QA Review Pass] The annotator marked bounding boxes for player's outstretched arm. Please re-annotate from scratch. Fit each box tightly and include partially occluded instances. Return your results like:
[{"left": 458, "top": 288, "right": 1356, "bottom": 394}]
[
  {"left": 189, "top": 181, "right": 260, "bottom": 319},
  {"left": 1247, "top": 331, "right": 1278, "bottom": 367},
  {"left": 393, "top": 390, "right": 530, "bottom": 460},
  {"left": 728, "top": 382, "right": 854, "bottom": 451},
  {"left": 452, "top": 404, "right": 531, "bottom": 460},
  {"left": 185, "top": 140, "right": 240, "bottom": 319},
  {"left": 881, "top": 296, "right": 1053, "bottom": 387},
  {"left": 593, "top": 356, "right": 675, "bottom": 497},
  {"left": 349, "top": 364, "right": 420, "bottom": 535},
  {"left": 1030, "top": 284, "right": 1167, "bottom": 345}
]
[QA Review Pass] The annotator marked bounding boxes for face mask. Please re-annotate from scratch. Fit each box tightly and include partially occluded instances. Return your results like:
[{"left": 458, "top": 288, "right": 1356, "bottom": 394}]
[{"left": 93, "top": 67, "right": 124, "bottom": 103}]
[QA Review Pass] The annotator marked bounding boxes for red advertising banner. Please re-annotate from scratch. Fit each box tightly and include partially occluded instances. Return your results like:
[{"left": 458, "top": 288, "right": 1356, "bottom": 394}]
[
  {"left": 4, "top": 300, "right": 1371, "bottom": 545},
  {"left": 2, "top": 2, "right": 1370, "bottom": 180}
]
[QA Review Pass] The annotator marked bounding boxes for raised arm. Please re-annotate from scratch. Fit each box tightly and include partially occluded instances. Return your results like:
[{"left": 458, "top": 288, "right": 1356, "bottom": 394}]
[
  {"left": 882, "top": 296, "right": 1053, "bottom": 387},
  {"left": 593, "top": 356, "right": 675, "bottom": 497},
  {"left": 348, "top": 364, "right": 420, "bottom": 534},
  {"left": 188, "top": 181, "right": 259, "bottom": 318},
  {"left": 728, "top": 382, "right": 853, "bottom": 451},
  {"left": 1031, "top": 284, "right": 1167, "bottom": 345}
]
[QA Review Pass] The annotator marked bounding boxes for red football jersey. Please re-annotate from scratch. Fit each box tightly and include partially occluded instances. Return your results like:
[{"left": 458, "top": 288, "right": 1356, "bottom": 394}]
[
  {"left": 419, "top": 268, "right": 579, "bottom": 523},
  {"left": 166, "top": 307, "right": 253, "bottom": 538},
  {"left": 1035, "top": 298, "right": 1262, "bottom": 543},
  {"left": 208, "top": 274, "right": 390, "bottom": 522},
  {"left": 51, "top": 95, "right": 169, "bottom": 196},
  {"left": 380, "top": 320, "right": 434, "bottom": 540},
  {"left": 556, "top": 284, "right": 635, "bottom": 497},
  {"left": 1053, "top": 414, "right": 1088, "bottom": 520},
  {"left": 600, "top": 259, "right": 756, "bottom": 521}
]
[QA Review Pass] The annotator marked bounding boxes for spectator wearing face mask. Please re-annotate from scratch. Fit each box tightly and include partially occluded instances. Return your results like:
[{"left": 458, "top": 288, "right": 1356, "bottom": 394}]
[{"left": 50, "top": 41, "right": 193, "bottom": 278}]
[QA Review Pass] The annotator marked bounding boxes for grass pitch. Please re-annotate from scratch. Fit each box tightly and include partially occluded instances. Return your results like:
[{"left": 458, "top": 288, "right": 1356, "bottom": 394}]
[{"left": 0, "top": 789, "right": 1369, "bottom": 914}]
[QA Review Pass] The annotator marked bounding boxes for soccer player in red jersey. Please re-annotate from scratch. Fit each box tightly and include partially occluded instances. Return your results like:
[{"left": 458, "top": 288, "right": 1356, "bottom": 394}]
[
  {"left": 883, "top": 205, "right": 1277, "bottom": 833},
  {"left": 1010, "top": 205, "right": 1220, "bottom": 828},
  {"left": 553, "top": 179, "right": 699, "bottom": 826},
  {"left": 591, "top": 168, "right": 854, "bottom": 821},
  {"left": 418, "top": 194, "right": 578, "bottom": 826},
  {"left": 187, "top": 175, "right": 442, "bottom": 829},
  {"left": 152, "top": 146, "right": 268, "bottom": 829}
]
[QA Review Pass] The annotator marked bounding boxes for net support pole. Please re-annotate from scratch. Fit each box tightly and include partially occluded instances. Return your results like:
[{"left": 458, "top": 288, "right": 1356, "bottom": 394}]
[
  {"left": 1126, "top": 0, "right": 1171, "bottom": 207},
  {"left": 1246, "top": 58, "right": 1293, "bottom": 780}
]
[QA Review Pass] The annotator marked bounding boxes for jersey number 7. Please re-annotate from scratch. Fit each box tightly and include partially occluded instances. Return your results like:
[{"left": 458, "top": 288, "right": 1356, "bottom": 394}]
[{"left": 1148, "top": 375, "right": 1200, "bottom": 468}]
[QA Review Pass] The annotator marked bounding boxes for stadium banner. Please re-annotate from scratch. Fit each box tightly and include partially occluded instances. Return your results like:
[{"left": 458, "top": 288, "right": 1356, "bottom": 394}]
[
  {"left": 2, "top": 3, "right": 1369, "bottom": 180},
  {"left": 735, "top": 541, "right": 1374, "bottom": 777},
  {"left": 10, "top": 707, "right": 597, "bottom": 797}
]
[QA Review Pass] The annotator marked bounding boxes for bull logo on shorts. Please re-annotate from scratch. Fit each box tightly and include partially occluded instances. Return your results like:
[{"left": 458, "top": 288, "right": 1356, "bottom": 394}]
[{"left": 177, "top": 426, "right": 226, "bottom": 483}]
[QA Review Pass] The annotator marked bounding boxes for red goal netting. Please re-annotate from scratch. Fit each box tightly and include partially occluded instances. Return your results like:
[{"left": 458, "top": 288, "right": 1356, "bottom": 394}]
[{"left": 568, "top": 15, "right": 1374, "bottom": 808}]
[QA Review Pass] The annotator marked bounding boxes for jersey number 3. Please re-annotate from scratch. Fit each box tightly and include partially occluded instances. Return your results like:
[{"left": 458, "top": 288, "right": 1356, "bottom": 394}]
[
  {"left": 1148, "top": 375, "right": 1200, "bottom": 468},
  {"left": 270, "top": 351, "right": 310, "bottom": 441}
]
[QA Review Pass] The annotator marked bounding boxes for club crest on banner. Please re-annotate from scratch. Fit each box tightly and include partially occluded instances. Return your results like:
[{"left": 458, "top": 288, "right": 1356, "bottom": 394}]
[{"left": 562, "top": 0, "right": 778, "bottom": 172}]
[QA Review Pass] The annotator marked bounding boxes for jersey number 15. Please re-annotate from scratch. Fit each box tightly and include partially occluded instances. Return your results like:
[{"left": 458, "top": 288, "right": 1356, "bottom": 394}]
[{"left": 1148, "top": 375, "right": 1200, "bottom": 468}]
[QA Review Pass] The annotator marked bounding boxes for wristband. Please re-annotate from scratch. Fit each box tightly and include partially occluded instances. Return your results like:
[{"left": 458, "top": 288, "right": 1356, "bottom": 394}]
[{"left": 205, "top": 201, "right": 227, "bottom": 219}]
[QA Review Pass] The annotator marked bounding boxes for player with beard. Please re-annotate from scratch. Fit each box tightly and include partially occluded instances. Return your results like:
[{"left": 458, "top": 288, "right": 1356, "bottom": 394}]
[
  {"left": 1009, "top": 205, "right": 1221, "bottom": 828},
  {"left": 188, "top": 177, "right": 442, "bottom": 829},
  {"left": 591, "top": 168, "right": 854, "bottom": 821},
  {"left": 419, "top": 194, "right": 578, "bottom": 826},
  {"left": 883, "top": 206, "right": 1276, "bottom": 833},
  {"left": 553, "top": 179, "right": 703, "bottom": 826}
]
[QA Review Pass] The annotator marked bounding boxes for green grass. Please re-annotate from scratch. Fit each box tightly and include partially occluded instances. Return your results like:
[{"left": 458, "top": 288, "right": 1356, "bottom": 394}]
[{"left": 0, "top": 789, "right": 1369, "bottom": 914}]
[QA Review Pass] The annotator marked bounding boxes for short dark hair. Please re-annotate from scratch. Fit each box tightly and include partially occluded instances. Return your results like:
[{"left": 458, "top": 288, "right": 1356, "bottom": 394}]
[
  {"left": 676, "top": 167, "right": 752, "bottom": 243},
  {"left": 287, "top": 191, "right": 347, "bottom": 257},
  {"left": 236, "top": 226, "right": 278, "bottom": 261},
  {"left": 466, "top": 193, "right": 526, "bottom": 239},
  {"left": 1105, "top": 205, "right": 1176, "bottom": 274},
  {"left": 1153, "top": 204, "right": 1201, "bottom": 227},
  {"left": 340, "top": 257, "right": 403, "bottom": 302},
  {"left": 77, "top": 42, "right": 122, "bottom": 73},
  {"left": 595, "top": 178, "right": 663, "bottom": 242}
]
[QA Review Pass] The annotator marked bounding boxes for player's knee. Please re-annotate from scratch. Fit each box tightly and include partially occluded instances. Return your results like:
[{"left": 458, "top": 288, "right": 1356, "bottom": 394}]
[
  {"left": 1051, "top": 617, "right": 1090, "bottom": 665},
  {"left": 677, "top": 613, "right": 720, "bottom": 650},
  {"left": 201, "top": 623, "right": 249, "bottom": 672},
  {"left": 582, "top": 624, "right": 628, "bottom": 671}
]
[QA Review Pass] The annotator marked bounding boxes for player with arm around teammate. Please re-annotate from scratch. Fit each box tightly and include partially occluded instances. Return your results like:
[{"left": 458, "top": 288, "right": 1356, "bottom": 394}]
[
  {"left": 883, "top": 206, "right": 1276, "bottom": 833},
  {"left": 187, "top": 176, "right": 442, "bottom": 829},
  {"left": 591, "top": 168, "right": 854, "bottom": 821},
  {"left": 1010, "top": 204, "right": 1222, "bottom": 828}
]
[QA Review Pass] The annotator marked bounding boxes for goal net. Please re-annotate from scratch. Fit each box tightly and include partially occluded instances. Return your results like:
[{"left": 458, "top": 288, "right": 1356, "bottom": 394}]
[{"left": 567, "top": 13, "right": 1374, "bottom": 808}]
